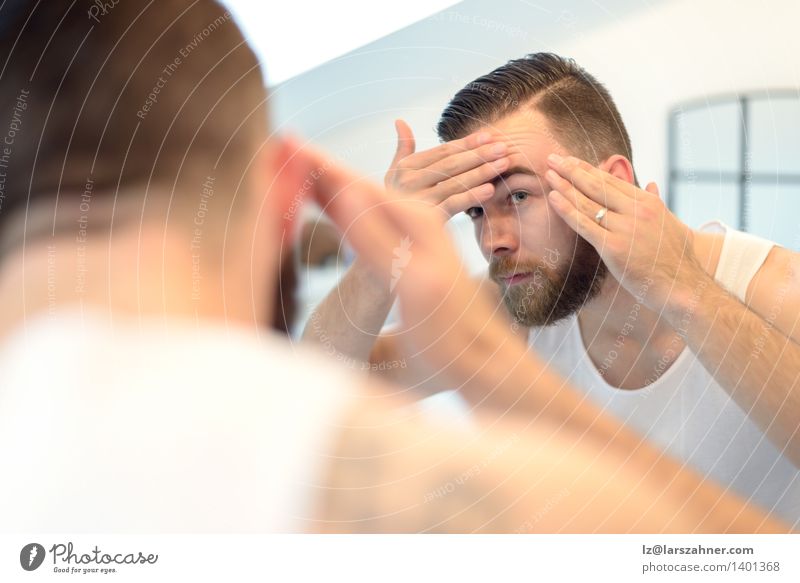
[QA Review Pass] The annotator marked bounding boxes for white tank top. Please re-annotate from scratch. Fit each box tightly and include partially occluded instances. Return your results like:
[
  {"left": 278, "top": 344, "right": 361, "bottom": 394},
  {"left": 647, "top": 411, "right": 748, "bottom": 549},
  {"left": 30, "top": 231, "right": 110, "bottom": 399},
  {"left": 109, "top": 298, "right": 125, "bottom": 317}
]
[
  {"left": 529, "top": 220, "right": 799, "bottom": 527},
  {"left": 0, "top": 309, "right": 357, "bottom": 532}
]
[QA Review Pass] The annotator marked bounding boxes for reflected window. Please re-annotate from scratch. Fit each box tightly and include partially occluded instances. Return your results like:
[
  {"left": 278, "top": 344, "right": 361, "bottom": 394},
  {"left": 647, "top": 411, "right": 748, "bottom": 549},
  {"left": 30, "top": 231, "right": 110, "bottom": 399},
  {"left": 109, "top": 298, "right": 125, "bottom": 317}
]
[{"left": 668, "top": 92, "right": 800, "bottom": 250}]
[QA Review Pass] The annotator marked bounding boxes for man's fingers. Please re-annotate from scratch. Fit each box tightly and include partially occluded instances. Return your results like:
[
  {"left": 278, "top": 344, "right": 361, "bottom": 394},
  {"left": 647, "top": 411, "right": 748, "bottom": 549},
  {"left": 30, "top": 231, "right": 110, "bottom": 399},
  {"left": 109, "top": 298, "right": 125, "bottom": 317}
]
[
  {"left": 645, "top": 181, "right": 660, "bottom": 197},
  {"left": 301, "top": 142, "right": 439, "bottom": 277},
  {"left": 400, "top": 131, "right": 492, "bottom": 170},
  {"left": 431, "top": 156, "right": 509, "bottom": 201},
  {"left": 400, "top": 143, "right": 509, "bottom": 192},
  {"left": 390, "top": 119, "right": 416, "bottom": 168},
  {"left": 545, "top": 169, "right": 601, "bottom": 213},
  {"left": 438, "top": 183, "right": 495, "bottom": 218},
  {"left": 421, "top": 141, "right": 507, "bottom": 186},
  {"left": 547, "top": 190, "right": 607, "bottom": 250},
  {"left": 301, "top": 142, "right": 383, "bottom": 227},
  {"left": 546, "top": 154, "right": 630, "bottom": 212},
  {"left": 313, "top": 172, "right": 404, "bottom": 275}
]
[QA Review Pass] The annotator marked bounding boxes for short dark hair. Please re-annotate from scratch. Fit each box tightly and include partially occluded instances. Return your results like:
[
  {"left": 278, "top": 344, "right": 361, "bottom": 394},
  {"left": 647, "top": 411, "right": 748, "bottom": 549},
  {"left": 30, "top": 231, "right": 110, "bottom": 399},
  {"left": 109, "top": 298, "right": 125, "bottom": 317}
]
[
  {"left": 436, "top": 53, "right": 632, "bottom": 166},
  {"left": 0, "top": 0, "right": 267, "bottom": 228}
]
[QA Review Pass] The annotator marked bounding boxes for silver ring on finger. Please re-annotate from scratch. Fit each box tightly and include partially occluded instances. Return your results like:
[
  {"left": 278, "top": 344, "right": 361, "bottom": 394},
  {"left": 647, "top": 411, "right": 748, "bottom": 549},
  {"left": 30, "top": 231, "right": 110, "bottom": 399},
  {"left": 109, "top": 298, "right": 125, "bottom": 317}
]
[{"left": 595, "top": 207, "right": 608, "bottom": 225}]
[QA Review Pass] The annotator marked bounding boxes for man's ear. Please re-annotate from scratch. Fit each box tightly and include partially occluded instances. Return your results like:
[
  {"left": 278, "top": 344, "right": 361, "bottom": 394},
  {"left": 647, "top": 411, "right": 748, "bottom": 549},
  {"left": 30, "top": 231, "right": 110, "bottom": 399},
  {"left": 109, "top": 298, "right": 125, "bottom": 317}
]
[
  {"left": 600, "top": 155, "right": 635, "bottom": 185},
  {"left": 256, "top": 135, "right": 308, "bottom": 243}
]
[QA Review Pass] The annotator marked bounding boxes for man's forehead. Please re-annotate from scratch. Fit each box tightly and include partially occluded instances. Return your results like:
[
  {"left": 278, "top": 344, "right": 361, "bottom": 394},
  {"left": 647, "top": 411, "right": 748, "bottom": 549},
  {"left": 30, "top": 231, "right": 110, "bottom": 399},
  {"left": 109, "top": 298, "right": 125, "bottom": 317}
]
[
  {"left": 490, "top": 163, "right": 549, "bottom": 191},
  {"left": 482, "top": 109, "right": 562, "bottom": 147},
  {"left": 477, "top": 109, "right": 567, "bottom": 174},
  {"left": 495, "top": 165, "right": 538, "bottom": 183}
]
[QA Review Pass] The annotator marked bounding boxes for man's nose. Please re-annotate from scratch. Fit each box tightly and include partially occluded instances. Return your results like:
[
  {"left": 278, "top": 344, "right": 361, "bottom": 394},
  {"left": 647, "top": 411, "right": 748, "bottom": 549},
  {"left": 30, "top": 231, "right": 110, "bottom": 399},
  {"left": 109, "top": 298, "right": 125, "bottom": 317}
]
[{"left": 480, "top": 217, "right": 518, "bottom": 259}]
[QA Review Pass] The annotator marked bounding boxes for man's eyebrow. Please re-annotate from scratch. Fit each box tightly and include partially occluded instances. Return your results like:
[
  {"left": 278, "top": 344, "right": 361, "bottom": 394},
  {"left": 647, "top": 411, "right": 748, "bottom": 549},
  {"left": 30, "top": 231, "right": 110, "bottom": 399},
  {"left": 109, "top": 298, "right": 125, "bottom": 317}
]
[{"left": 492, "top": 166, "right": 538, "bottom": 185}]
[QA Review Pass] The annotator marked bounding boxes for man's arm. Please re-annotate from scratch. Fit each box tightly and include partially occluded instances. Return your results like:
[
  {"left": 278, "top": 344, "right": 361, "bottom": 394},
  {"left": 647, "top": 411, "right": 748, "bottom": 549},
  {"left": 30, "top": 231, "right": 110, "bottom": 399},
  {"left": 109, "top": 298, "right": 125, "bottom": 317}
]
[
  {"left": 742, "top": 245, "right": 800, "bottom": 345},
  {"left": 299, "top": 258, "right": 456, "bottom": 393},
  {"left": 302, "top": 261, "right": 519, "bottom": 395},
  {"left": 300, "top": 252, "right": 458, "bottom": 392},
  {"left": 301, "top": 256, "right": 395, "bottom": 366},
  {"left": 664, "top": 246, "right": 800, "bottom": 467},
  {"left": 544, "top": 155, "right": 800, "bottom": 467}
]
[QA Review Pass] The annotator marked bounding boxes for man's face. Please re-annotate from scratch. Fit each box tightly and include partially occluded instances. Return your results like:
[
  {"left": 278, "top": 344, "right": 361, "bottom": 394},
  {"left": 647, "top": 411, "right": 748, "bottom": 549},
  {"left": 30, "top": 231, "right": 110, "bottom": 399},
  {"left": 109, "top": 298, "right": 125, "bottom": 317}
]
[{"left": 464, "top": 108, "right": 607, "bottom": 327}]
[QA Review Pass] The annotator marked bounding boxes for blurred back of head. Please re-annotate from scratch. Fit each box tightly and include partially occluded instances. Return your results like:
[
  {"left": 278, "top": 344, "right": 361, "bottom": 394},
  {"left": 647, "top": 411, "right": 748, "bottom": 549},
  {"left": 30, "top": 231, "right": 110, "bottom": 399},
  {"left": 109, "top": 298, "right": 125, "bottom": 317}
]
[{"left": 0, "top": 0, "right": 268, "bottom": 233}]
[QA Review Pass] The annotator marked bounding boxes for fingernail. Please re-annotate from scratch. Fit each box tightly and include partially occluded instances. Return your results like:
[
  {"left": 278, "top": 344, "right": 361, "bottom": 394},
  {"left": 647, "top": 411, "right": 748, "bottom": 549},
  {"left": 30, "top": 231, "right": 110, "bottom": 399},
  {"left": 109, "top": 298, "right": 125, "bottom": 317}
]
[
  {"left": 475, "top": 132, "right": 491, "bottom": 145},
  {"left": 490, "top": 143, "right": 507, "bottom": 155},
  {"left": 548, "top": 153, "right": 563, "bottom": 165},
  {"left": 545, "top": 169, "right": 559, "bottom": 182}
]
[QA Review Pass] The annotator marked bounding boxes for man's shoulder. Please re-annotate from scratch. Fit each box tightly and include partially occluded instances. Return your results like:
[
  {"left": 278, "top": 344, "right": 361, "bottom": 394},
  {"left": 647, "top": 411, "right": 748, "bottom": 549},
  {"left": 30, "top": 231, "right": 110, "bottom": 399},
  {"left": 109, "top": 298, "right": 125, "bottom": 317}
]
[
  {"left": 747, "top": 244, "right": 800, "bottom": 306},
  {"left": 754, "top": 244, "right": 799, "bottom": 281},
  {"left": 1, "top": 308, "right": 362, "bottom": 403}
]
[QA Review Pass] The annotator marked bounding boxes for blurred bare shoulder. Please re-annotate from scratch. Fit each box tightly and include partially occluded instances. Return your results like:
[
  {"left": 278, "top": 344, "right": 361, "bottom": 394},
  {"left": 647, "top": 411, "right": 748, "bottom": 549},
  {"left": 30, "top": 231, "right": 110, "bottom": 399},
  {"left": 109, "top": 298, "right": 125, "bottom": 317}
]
[{"left": 307, "top": 383, "right": 789, "bottom": 533}]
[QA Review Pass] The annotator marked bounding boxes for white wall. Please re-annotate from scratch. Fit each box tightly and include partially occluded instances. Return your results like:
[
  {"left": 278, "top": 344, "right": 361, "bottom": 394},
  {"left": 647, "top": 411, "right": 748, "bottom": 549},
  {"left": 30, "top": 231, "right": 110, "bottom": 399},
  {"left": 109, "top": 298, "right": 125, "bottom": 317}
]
[{"left": 565, "top": 0, "right": 800, "bottom": 202}]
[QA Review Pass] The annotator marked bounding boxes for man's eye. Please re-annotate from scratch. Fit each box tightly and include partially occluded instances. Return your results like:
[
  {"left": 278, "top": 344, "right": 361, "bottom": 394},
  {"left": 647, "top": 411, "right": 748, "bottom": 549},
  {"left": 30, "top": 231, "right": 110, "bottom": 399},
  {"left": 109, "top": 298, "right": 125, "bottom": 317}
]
[
  {"left": 465, "top": 206, "right": 484, "bottom": 219},
  {"left": 511, "top": 191, "right": 529, "bottom": 204}
]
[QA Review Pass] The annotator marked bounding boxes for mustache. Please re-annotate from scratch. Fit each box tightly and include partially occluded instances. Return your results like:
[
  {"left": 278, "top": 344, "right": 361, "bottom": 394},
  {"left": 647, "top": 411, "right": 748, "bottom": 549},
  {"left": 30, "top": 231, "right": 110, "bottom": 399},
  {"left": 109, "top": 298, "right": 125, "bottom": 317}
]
[{"left": 489, "top": 256, "right": 554, "bottom": 281}]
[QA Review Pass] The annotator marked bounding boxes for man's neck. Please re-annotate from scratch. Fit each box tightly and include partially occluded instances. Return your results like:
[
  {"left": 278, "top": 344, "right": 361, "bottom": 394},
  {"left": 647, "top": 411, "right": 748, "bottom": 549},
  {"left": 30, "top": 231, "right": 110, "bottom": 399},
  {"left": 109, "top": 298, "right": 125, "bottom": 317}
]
[
  {"left": 575, "top": 228, "right": 724, "bottom": 388},
  {"left": 0, "top": 220, "right": 272, "bottom": 339},
  {"left": 578, "top": 274, "right": 666, "bottom": 344}
]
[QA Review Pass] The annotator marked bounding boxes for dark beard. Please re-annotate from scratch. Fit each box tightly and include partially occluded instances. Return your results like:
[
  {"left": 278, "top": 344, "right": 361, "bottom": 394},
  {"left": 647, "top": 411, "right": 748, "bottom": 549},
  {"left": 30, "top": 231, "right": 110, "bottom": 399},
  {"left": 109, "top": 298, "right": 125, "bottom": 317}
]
[{"left": 490, "top": 237, "right": 607, "bottom": 327}]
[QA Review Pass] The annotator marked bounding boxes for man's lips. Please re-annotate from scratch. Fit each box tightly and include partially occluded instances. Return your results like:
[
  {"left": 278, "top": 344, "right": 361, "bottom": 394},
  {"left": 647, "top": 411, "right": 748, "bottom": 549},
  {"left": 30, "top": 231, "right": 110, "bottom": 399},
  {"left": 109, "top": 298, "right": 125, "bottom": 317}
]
[{"left": 497, "top": 272, "right": 533, "bottom": 286}]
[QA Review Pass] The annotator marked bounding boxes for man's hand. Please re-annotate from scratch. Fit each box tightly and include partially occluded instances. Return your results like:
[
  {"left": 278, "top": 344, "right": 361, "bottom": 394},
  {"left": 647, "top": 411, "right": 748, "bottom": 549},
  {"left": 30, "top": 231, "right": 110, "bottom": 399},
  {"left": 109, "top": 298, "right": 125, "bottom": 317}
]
[
  {"left": 296, "top": 139, "right": 469, "bottom": 304},
  {"left": 292, "top": 122, "right": 512, "bottom": 302},
  {"left": 544, "top": 154, "right": 800, "bottom": 467},
  {"left": 294, "top": 126, "right": 511, "bottom": 392},
  {"left": 543, "top": 154, "right": 707, "bottom": 319},
  {"left": 385, "top": 120, "right": 509, "bottom": 219}
]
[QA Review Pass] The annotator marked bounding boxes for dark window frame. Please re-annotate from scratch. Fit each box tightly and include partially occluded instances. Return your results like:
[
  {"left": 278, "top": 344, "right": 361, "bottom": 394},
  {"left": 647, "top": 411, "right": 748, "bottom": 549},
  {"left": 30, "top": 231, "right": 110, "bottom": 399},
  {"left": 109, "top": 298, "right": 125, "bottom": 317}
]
[{"left": 667, "top": 89, "right": 800, "bottom": 233}]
